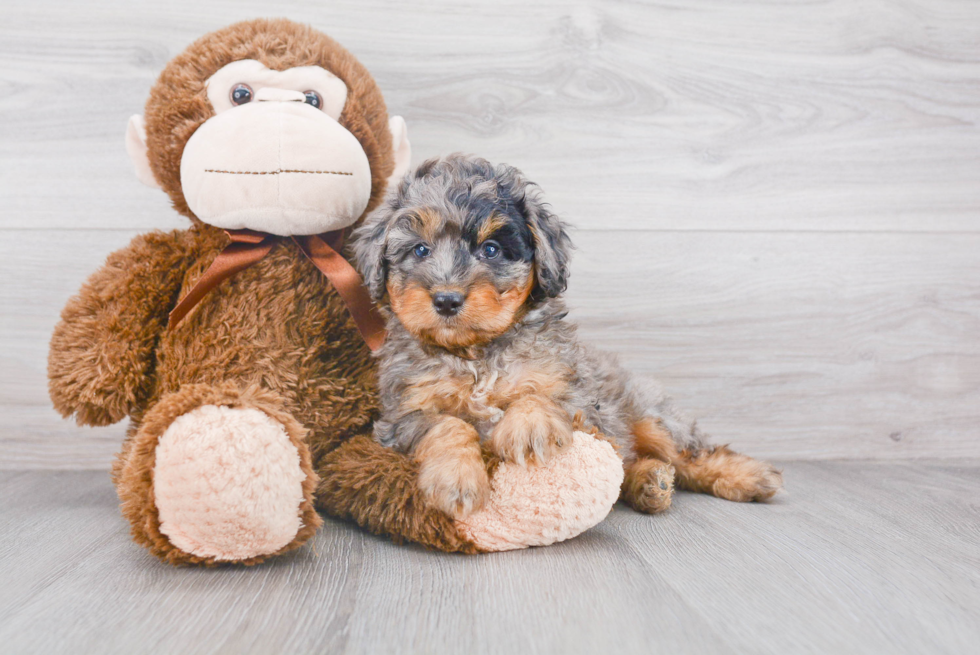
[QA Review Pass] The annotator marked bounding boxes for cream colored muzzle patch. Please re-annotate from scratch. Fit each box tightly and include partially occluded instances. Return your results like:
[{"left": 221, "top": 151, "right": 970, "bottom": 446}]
[{"left": 180, "top": 98, "right": 372, "bottom": 236}]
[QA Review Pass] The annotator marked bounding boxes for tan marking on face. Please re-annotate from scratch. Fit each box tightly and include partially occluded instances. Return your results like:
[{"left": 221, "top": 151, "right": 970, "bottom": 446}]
[
  {"left": 386, "top": 277, "right": 438, "bottom": 338},
  {"left": 409, "top": 208, "right": 442, "bottom": 244},
  {"left": 387, "top": 272, "right": 535, "bottom": 350},
  {"left": 477, "top": 213, "right": 509, "bottom": 244}
]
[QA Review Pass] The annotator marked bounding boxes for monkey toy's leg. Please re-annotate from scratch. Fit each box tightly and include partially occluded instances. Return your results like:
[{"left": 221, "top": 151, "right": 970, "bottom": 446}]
[
  {"left": 116, "top": 384, "right": 624, "bottom": 561},
  {"left": 114, "top": 383, "right": 321, "bottom": 566},
  {"left": 316, "top": 429, "right": 625, "bottom": 553},
  {"left": 314, "top": 436, "right": 482, "bottom": 553}
]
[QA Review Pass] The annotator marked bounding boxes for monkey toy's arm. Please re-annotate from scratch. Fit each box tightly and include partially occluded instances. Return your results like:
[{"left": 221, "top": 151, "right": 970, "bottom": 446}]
[{"left": 48, "top": 230, "right": 193, "bottom": 426}]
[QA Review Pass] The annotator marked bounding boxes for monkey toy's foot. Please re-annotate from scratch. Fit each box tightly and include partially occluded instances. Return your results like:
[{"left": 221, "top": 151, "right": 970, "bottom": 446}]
[
  {"left": 152, "top": 406, "right": 311, "bottom": 561},
  {"left": 456, "top": 431, "right": 624, "bottom": 551},
  {"left": 115, "top": 385, "right": 321, "bottom": 565}
]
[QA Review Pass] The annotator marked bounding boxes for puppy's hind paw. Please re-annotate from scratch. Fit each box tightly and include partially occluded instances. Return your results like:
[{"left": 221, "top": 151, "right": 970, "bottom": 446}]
[
  {"left": 623, "top": 458, "right": 675, "bottom": 514},
  {"left": 677, "top": 446, "right": 783, "bottom": 502},
  {"left": 716, "top": 460, "right": 783, "bottom": 502}
]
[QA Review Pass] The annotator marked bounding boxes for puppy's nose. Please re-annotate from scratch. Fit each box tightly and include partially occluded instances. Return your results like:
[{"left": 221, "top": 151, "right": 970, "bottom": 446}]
[{"left": 432, "top": 291, "right": 465, "bottom": 317}]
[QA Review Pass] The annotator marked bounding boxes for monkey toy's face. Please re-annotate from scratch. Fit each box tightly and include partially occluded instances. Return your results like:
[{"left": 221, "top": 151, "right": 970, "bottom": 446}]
[
  {"left": 125, "top": 22, "right": 410, "bottom": 236},
  {"left": 179, "top": 60, "right": 373, "bottom": 235}
]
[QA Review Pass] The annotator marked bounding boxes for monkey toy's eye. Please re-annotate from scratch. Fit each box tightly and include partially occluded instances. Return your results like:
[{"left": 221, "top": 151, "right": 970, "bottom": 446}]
[
  {"left": 479, "top": 240, "right": 501, "bottom": 260},
  {"left": 413, "top": 244, "right": 431, "bottom": 259},
  {"left": 230, "top": 84, "right": 253, "bottom": 106},
  {"left": 303, "top": 90, "right": 322, "bottom": 109}
]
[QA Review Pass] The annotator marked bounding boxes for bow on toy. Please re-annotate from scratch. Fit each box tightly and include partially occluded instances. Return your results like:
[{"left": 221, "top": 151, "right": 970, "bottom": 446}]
[{"left": 168, "top": 228, "right": 386, "bottom": 351}]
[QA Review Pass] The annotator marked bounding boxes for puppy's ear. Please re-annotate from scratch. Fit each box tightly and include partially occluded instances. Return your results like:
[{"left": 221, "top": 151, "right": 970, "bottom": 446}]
[
  {"left": 519, "top": 186, "right": 573, "bottom": 301},
  {"left": 351, "top": 204, "right": 392, "bottom": 302}
]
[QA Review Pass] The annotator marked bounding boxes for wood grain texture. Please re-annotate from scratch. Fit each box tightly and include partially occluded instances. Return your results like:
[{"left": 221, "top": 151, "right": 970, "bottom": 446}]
[
  {"left": 3, "top": 228, "right": 977, "bottom": 467},
  {"left": 1, "top": 0, "right": 979, "bottom": 232},
  {"left": 1, "top": 463, "right": 977, "bottom": 654},
  {"left": 2, "top": 0, "right": 980, "bottom": 467}
]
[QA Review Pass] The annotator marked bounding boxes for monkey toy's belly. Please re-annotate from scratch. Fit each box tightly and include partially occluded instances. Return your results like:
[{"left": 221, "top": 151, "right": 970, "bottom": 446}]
[{"left": 153, "top": 240, "right": 379, "bottom": 447}]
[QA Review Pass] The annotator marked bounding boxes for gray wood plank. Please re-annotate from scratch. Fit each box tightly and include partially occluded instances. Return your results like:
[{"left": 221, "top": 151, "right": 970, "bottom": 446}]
[
  {"left": 1, "top": 0, "right": 979, "bottom": 232},
  {"left": 0, "top": 472, "right": 127, "bottom": 621},
  {"left": 1, "top": 463, "right": 977, "bottom": 654},
  {"left": 568, "top": 230, "right": 980, "bottom": 460},
  {"left": 0, "top": 406, "right": 125, "bottom": 470},
  {"left": 617, "top": 460, "right": 980, "bottom": 654},
  {"left": 4, "top": 228, "right": 978, "bottom": 467}
]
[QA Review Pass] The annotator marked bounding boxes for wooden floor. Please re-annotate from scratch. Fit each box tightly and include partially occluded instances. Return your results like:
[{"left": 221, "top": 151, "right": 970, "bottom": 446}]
[{"left": 1, "top": 461, "right": 978, "bottom": 655}]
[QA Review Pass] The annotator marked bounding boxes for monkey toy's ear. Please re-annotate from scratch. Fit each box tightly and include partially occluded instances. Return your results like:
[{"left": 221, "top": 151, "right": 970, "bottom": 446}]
[
  {"left": 387, "top": 116, "right": 412, "bottom": 188},
  {"left": 125, "top": 115, "right": 162, "bottom": 190}
]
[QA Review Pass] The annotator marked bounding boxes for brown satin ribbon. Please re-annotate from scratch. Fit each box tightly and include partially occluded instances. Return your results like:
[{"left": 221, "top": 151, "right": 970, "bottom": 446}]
[{"left": 168, "top": 228, "right": 386, "bottom": 351}]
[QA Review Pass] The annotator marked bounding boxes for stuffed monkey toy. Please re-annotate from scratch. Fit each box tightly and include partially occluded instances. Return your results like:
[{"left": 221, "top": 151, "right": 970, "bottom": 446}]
[{"left": 47, "top": 18, "right": 623, "bottom": 565}]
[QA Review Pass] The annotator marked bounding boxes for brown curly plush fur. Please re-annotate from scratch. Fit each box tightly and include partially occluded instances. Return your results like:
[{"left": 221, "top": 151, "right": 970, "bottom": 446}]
[
  {"left": 315, "top": 436, "right": 481, "bottom": 553},
  {"left": 47, "top": 19, "right": 477, "bottom": 564}
]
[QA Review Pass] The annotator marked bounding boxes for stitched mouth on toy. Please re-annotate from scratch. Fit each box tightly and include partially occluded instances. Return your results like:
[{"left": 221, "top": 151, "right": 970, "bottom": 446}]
[{"left": 203, "top": 168, "right": 354, "bottom": 176}]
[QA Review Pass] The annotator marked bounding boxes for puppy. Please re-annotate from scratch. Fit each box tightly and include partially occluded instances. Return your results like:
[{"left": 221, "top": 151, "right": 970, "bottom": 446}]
[{"left": 352, "top": 154, "right": 782, "bottom": 519}]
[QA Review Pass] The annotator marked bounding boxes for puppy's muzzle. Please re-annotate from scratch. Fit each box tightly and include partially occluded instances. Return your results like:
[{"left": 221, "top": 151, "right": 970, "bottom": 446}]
[{"left": 432, "top": 291, "right": 465, "bottom": 317}]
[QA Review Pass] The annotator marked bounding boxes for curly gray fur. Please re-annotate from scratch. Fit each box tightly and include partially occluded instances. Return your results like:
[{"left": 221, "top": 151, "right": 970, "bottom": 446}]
[{"left": 351, "top": 154, "right": 708, "bottom": 461}]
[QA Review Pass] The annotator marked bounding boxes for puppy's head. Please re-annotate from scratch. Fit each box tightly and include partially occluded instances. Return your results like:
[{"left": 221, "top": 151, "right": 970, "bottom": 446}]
[{"left": 352, "top": 154, "right": 572, "bottom": 350}]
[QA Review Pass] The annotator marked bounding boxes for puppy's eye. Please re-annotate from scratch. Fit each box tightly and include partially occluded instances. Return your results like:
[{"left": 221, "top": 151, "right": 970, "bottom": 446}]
[
  {"left": 230, "top": 84, "right": 253, "bottom": 105},
  {"left": 303, "top": 90, "right": 322, "bottom": 109},
  {"left": 413, "top": 244, "right": 431, "bottom": 258},
  {"left": 479, "top": 240, "right": 501, "bottom": 260}
]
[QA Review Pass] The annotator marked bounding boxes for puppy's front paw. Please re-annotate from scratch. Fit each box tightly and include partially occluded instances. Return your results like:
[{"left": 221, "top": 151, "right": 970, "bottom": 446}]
[
  {"left": 416, "top": 417, "right": 490, "bottom": 519},
  {"left": 419, "top": 457, "right": 490, "bottom": 519},
  {"left": 491, "top": 395, "right": 573, "bottom": 466}
]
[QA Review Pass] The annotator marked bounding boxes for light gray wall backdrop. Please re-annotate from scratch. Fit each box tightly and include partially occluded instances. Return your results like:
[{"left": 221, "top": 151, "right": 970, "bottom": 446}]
[{"left": 2, "top": 0, "right": 978, "bottom": 468}]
